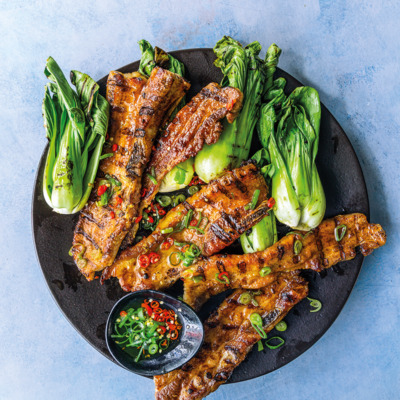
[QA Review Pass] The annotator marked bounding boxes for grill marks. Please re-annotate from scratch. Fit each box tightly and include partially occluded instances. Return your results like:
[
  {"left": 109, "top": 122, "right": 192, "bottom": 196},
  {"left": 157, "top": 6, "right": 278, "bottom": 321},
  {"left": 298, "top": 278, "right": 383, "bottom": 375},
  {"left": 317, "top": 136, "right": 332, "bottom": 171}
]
[
  {"left": 122, "top": 82, "right": 243, "bottom": 247},
  {"left": 103, "top": 163, "right": 270, "bottom": 290},
  {"left": 71, "top": 68, "right": 190, "bottom": 280},
  {"left": 154, "top": 273, "right": 308, "bottom": 400},
  {"left": 182, "top": 213, "right": 386, "bottom": 310}
]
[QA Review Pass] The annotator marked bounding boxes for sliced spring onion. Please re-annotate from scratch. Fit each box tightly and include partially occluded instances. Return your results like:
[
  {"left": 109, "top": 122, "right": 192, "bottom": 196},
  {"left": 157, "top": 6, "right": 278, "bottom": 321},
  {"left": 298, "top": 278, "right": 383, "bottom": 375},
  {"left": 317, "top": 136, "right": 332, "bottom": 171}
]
[
  {"left": 258, "top": 340, "right": 264, "bottom": 352},
  {"left": 100, "top": 153, "right": 114, "bottom": 160},
  {"left": 161, "top": 227, "right": 174, "bottom": 234},
  {"left": 191, "top": 275, "right": 204, "bottom": 283},
  {"left": 260, "top": 267, "right": 271, "bottom": 277},
  {"left": 76, "top": 258, "right": 87, "bottom": 268},
  {"left": 244, "top": 189, "right": 260, "bottom": 211},
  {"left": 69, "top": 244, "right": 85, "bottom": 258},
  {"left": 183, "top": 257, "right": 195, "bottom": 267},
  {"left": 238, "top": 292, "right": 252, "bottom": 305},
  {"left": 249, "top": 313, "right": 267, "bottom": 339},
  {"left": 172, "top": 194, "right": 186, "bottom": 207},
  {"left": 251, "top": 298, "right": 259, "bottom": 307},
  {"left": 188, "top": 185, "right": 199, "bottom": 195},
  {"left": 249, "top": 313, "right": 263, "bottom": 326},
  {"left": 168, "top": 252, "right": 182, "bottom": 266},
  {"left": 183, "top": 209, "right": 193, "bottom": 228},
  {"left": 147, "top": 173, "right": 158, "bottom": 185},
  {"left": 294, "top": 240, "right": 303, "bottom": 255},
  {"left": 148, "top": 343, "right": 159, "bottom": 355},
  {"left": 185, "top": 244, "right": 201, "bottom": 258},
  {"left": 174, "top": 241, "right": 187, "bottom": 247},
  {"left": 188, "top": 226, "right": 205, "bottom": 234},
  {"left": 156, "top": 195, "right": 172, "bottom": 207},
  {"left": 334, "top": 224, "right": 347, "bottom": 242},
  {"left": 105, "top": 174, "right": 121, "bottom": 186},
  {"left": 286, "top": 231, "right": 304, "bottom": 238},
  {"left": 275, "top": 321, "right": 287, "bottom": 332},
  {"left": 307, "top": 297, "right": 322, "bottom": 312},
  {"left": 265, "top": 336, "right": 285, "bottom": 349}
]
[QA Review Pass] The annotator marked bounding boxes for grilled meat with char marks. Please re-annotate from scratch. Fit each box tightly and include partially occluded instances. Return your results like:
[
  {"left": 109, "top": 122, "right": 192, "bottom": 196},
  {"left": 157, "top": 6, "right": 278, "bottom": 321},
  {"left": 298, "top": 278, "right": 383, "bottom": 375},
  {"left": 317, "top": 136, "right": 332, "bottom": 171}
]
[
  {"left": 183, "top": 213, "right": 386, "bottom": 309},
  {"left": 122, "top": 82, "right": 243, "bottom": 247},
  {"left": 72, "top": 68, "right": 190, "bottom": 280},
  {"left": 154, "top": 272, "right": 308, "bottom": 400},
  {"left": 102, "top": 162, "right": 270, "bottom": 290}
]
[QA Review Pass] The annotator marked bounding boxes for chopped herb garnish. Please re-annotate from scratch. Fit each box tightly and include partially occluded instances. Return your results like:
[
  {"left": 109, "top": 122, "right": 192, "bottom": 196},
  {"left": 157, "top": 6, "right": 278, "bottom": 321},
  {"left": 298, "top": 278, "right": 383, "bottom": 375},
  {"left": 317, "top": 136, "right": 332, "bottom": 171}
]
[
  {"left": 294, "top": 239, "right": 303, "bottom": 255},
  {"left": 307, "top": 297, "right": 322, "bottom": 312},
  {"left": 265, "top": 336, "right": 285, "bottom": 349},
  {"left": 100, "top": 153, "right": 114, "bottom": 160},
  {"left": 244, "top": 189, "right": 260, "bottom": 211},
  {"left": 334, "top": 224, "right": 347, "bottom": 242},
  {"left": 275, "top": 321, "right": 287, "bottom": 332}
]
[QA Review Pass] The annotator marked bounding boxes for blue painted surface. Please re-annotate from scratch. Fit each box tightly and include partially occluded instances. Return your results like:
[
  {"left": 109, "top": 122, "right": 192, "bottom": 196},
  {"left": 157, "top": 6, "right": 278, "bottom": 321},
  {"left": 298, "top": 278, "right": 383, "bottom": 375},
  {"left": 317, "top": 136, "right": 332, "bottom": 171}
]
[{"left": 0, "top": 0, "right": 398, "bottom": 399}]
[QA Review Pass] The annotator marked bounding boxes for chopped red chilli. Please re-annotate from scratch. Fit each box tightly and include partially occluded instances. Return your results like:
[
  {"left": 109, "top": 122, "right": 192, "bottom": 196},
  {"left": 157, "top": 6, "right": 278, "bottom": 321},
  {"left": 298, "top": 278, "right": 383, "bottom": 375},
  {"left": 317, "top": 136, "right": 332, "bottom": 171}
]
[
  {"left": 267, "top": 197, "right": 276, "bottom": 208},
  {"left": 138, "top": 254, "right": 150, "bottom": 268},
  {"left": 97, "top": 185, "right": 108, "bottom": 196},
  {"left": 112, "top": 299, "right": 182, "bottom": 362}
]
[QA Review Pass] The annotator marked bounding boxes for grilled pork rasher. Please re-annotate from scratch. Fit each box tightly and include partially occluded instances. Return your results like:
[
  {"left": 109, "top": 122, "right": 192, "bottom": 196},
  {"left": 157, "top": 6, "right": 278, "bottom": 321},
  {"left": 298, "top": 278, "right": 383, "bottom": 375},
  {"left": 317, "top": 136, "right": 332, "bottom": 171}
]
[
  {"left": 122, "top": 82, "right": 243, "bottom": 247},
  {"left": 154, "top": 272, "right": 308, "bottom": 400},
  {"left": 182, "top": 213, "right": 386, "bottom": 309},
  {"left": 102, "top": 162, "right": 270, "bottom": 290},
  {"left": 71, "top": 68, "right": 190, "bottom": 280}
]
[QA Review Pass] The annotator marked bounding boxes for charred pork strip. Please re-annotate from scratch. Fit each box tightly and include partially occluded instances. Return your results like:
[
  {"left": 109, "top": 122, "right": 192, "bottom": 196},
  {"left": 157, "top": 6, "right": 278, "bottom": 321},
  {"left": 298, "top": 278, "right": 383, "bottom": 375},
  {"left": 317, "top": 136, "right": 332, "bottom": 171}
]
[
  {"left": 72, "top": 68, "right": 190, "bottom": 280},
  {"left": 122, "top": 82, "right": 243, "bottom": 247},
  {"left": 102, "top": 162, "right": 270, "bottom": 290},
  {"left": 183, "top": 213, "right": 386, "bottom": 309},
  {"left": 154, "top": 272, "right": 308, "bottom": 400}
]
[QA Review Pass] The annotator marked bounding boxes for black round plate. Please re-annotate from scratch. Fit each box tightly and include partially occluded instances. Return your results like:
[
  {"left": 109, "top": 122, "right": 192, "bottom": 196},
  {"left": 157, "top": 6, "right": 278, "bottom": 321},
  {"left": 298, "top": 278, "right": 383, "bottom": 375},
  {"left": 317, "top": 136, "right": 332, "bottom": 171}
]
[{"left": 32, "top": 48, "right": 369, "bottom": 383}]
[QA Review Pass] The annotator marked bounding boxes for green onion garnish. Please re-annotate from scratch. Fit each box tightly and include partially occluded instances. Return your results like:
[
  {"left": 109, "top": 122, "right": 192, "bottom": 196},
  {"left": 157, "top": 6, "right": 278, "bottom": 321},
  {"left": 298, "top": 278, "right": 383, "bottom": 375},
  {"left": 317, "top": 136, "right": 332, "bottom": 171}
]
[
  {"left": 260, "top": 267, "right": 271, "bottom": 277},
  {"left": 249, "top": 313, "right": 267, "bottom": 339},
  {"left": 275, "top": 321, "right": 287, "bottom": 332},
  {"left": 161, "top": 227, "right": 174, "bottom": 234},
  {"left": 183, "top": 209, "right": 193, "bottom": 228},
  {"left": 258, "top": 341, "right": 264, "bottom": 352},
  {"left": 286, "top": 231, "right": 304, "bottom": 238},
  {"left": 156, "top": 195, "right": 172, "bottom": 207},
  {"left": 147, "top": 173, "right": 157, "bottom": 185},
  {"left": 334, "top": 224, "right": 347, "bottom": 242},
  {"left": 188, "top": 226, "right": 205, "bottom": 234},
  {"left": 238, "top": 292, "right": 252, "bottom": 305},
  {"left": 172, "top": 194, "right": 186, "bottom": 207},
  {"left": 294, "top": 240, "right": 303, "bottom": 255},
  {"left": 100, "top": 153, "right": 114, "bottom": 160},
  {"left": 168, "top": 252, "right": 182, "bottom": 266},
  {"left": 244, "top": 189, "right": 260, "bottom": 211},
  {"left": 265, "top": 336, "right": 285, "bottom": 349},
  {"left": 191, "top": 275, "right": 204, "bottom": 283},
  {"left": 188, "top": 185, "right": 199, "bottom": 195},
  {"left": 105, "top": 174, "right": 122, "bottom": 187},
  {"left": 307, "top": 297, "right": 322, "bottom": 312}
]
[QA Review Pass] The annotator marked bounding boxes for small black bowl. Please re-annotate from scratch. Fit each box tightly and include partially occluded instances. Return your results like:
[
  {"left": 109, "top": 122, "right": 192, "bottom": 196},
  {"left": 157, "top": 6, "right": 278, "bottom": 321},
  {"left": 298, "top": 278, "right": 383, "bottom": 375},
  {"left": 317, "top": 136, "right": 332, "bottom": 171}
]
[{"left": 105, "top": 290, "right": 204, "bottom": 376}]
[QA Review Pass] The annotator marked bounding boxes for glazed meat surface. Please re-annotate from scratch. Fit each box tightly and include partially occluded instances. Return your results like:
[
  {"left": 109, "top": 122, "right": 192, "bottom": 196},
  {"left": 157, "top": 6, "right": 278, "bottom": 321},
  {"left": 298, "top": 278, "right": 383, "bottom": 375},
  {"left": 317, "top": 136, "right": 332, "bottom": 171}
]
[
  {"left": 122, "top": 82, "right": 243, "bottom": 247},
  {"left": 183, "top": 213, "right": 386, "bottom": 309},
  {"left": 71, "top": 68, "right": 190, "bottom": 280},
  {"left": 102, "top": 162, "right": 270, "bottom": 290},
  {"left": 154, "top": 272, "right": 308, "bottom": 400}
]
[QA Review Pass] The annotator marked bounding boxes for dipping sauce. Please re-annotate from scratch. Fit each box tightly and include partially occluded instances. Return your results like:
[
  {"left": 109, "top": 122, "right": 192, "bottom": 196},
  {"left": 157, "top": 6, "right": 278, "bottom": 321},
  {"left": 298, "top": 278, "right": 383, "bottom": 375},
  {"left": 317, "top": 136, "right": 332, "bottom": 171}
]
[{"left": 111, "top": 298, "right": 182, "bottom": 362}]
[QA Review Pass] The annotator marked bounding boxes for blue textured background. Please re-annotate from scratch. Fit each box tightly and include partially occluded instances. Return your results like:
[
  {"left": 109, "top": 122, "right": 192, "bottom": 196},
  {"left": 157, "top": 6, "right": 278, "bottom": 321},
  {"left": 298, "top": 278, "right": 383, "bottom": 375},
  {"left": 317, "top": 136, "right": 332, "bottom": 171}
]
[{"left": 1, "top": 1, "right": 398, "bottom": 399}]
